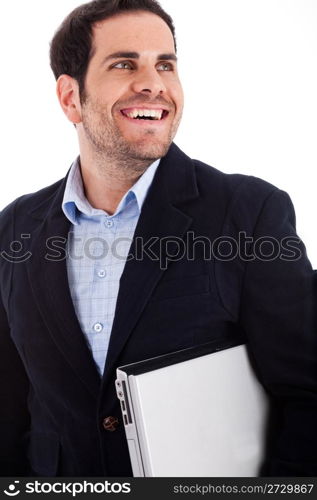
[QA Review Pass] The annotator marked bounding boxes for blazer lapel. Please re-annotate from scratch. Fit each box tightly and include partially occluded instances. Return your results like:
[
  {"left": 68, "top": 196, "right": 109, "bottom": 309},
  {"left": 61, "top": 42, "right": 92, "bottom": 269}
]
[
  {"left": 102, "top": 143, "right": 199, "bottom": 387},
  {"left": 27, "top": 178, "right": 101, "bottom": 399},
  {"left": 26, "top": 143, "right": 199, "bottom": 399}
]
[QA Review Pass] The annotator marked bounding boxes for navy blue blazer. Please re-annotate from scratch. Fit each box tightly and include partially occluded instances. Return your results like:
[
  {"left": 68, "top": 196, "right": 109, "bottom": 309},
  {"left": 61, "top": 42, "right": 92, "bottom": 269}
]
[{"left": 0, "top": 143, "right": 316, "bottom": 476}]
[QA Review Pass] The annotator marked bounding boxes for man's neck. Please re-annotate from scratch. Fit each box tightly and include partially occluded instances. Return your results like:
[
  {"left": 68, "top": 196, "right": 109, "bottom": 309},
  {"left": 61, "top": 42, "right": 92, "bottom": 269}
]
[{"left": 79, "top": 153, "right": 152, "bottom": 215}]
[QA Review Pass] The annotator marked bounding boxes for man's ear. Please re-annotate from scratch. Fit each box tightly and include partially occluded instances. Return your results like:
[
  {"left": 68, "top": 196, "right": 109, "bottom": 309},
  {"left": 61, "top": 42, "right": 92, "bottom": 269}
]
[{"left": 56, "top": 75, "right": 82, "bottom": 124}]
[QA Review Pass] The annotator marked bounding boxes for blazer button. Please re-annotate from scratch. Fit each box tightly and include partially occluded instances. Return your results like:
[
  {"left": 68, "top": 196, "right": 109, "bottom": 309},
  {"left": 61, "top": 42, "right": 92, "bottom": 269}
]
[{"left": 102, "top": 416, "right": 119, "bottom": 432}]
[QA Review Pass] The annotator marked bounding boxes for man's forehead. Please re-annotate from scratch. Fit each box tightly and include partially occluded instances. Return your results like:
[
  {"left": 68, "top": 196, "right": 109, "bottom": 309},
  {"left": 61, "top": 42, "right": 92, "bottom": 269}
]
[{"left": 91, "top": 11, "right": 175, "bottom": 56}]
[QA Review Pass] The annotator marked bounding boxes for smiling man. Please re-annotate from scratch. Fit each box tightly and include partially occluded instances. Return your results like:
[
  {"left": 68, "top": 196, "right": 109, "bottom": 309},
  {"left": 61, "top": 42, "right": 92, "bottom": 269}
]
[
  {"left": 0, "top": 0, "right": 316, "bottom": 478},
  {"left": 55, "top": 8, "right": 183, "bottom": 214}
]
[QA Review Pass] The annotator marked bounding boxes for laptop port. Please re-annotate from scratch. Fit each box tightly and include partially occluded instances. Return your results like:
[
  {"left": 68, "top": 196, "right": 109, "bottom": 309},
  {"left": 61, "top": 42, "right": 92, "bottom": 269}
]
[{"left": 122, "top": 380, "right": 133, "bottom": 424}]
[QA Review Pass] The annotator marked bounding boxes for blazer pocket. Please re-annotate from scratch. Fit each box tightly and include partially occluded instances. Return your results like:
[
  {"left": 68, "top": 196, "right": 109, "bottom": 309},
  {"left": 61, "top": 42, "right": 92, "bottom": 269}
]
[
  {"left": 150, "top": 273, "right": 210, "bottom": 302},
  {"left": 27, "top": 431, "right": 60, "bottom": 477}
]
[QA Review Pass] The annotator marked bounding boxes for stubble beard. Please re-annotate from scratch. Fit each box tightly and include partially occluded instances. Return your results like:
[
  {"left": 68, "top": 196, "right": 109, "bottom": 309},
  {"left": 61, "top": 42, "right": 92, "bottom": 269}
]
[{"left": 81, "top": 95, "right": 181, "bottom": 178}]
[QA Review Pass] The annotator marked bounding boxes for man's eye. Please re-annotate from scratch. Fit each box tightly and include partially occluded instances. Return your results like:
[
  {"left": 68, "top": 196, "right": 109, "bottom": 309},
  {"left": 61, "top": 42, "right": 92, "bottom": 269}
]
[
  {"left": 113, "top": 61, "right": 133, "bottom": 70},
  {"left": 157, "top": 62, "right": 173, "bottom": 71}
]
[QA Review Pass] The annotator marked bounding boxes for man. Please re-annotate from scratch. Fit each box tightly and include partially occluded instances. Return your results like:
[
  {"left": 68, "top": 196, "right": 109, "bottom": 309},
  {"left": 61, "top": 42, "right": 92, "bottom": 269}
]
[{"left": 0, "top": 0, "right": 316, "bottom": 477}]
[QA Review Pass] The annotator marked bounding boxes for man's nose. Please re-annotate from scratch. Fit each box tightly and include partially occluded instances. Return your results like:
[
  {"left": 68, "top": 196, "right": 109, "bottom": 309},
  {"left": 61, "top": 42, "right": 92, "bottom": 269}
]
[{"left": 131, "top": 67, "right": 167, "bottom": 96}]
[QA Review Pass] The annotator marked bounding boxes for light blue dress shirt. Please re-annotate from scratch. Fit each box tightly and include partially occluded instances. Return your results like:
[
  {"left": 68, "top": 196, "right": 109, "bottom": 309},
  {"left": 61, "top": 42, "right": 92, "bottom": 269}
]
[{"left": 62, "top": 157, "right": 160, "bottom": 376}]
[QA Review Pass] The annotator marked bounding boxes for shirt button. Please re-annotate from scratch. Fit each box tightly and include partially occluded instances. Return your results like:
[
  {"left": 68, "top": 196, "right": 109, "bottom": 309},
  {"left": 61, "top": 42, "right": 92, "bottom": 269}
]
[
  {"left": 105, "top": 219, "right": 114, "bottom": 228},
  {"left": 93, "top": 322, "right": 103, "bottom": 333},
  {"left": 97, "top": 269, "right": 106, "bottom": 278}
]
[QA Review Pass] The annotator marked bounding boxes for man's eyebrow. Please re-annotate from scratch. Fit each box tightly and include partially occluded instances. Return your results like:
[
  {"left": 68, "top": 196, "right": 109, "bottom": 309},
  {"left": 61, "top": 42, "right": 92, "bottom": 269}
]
[
  {"left": 157, "top": 53, "right": 178, "bottom": 62},
  {"left": 102, "top": 51, "right": 178, "bottom": 64},
  {"left": 104, "top": 51, "right": 139, "bottom": 62}
]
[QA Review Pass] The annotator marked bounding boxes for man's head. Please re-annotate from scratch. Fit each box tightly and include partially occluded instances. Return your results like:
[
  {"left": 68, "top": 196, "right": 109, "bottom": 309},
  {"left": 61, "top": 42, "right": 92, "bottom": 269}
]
[
  {"left": 50, "top": 0, "right": 177, "bottom": 98},
  {"left": 51, "top": 0, "right": 184, "bottom": 164}
]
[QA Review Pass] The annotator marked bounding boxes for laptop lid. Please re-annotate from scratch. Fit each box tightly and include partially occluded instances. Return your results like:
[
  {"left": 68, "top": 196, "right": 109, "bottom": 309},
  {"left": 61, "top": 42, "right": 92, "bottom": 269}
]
[{"left": 116, "top": 340, "right": 269, "bottom": 477}]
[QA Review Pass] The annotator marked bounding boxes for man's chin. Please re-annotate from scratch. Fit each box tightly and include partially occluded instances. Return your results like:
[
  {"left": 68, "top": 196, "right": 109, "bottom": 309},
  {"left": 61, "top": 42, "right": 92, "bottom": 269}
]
[{"left": 126, "top": 139, "right": 172, "bottom": 162}]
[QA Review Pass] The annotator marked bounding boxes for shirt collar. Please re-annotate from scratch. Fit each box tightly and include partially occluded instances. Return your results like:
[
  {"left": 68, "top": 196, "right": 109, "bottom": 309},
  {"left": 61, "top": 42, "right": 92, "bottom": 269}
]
[{"left": 62, "top": 157, "right": 160, "bottom": 225}]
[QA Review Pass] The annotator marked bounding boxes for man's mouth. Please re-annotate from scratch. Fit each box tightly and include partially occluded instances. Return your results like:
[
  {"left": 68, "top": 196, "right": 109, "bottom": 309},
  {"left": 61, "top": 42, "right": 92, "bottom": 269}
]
[{"left": 120, "top": 108, "right": 169, "bottom": 121}]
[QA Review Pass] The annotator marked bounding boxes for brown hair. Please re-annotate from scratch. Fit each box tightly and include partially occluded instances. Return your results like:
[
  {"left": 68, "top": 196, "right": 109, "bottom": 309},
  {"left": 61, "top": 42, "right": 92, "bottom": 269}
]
[{"left": 50, "top": 0, "right": 176, "bottom": 96}]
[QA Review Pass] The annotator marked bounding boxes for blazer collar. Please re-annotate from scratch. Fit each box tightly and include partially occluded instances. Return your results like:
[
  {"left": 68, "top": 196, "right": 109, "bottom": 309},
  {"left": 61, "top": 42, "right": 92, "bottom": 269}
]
[{"left": 28, "top": 143, "right": 198, "bottom": 221}]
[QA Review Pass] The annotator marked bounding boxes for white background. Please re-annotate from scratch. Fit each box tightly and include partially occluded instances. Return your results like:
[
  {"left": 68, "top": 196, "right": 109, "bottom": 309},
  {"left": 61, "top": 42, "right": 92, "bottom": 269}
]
[{"left": 1, "top": 0, "right": 316, "bottom": 265}]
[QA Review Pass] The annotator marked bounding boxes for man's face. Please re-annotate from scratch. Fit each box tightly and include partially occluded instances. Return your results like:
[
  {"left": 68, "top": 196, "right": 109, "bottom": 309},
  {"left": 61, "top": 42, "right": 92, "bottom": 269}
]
[{"left": 79, "top": 11, "right": 184, "bottom": 162}]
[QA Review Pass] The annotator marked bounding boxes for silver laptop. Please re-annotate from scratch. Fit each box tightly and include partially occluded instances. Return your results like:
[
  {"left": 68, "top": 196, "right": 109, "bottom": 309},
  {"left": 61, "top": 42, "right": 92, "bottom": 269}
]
[{"left": 115, "top": 340, "right": 269, "bottom": 477}]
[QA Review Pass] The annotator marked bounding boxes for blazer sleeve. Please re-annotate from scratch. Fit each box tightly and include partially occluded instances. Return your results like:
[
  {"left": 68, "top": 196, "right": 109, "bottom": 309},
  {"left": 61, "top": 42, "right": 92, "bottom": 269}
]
[
  {"left": 0, "top": 295, "right": 30, "bottom": 476},
  {"left": 0, "top": 204, "right": 31, "bottom": 476},
  {"left": 238, "top": 188, "right": 317, "bottom": 476}
]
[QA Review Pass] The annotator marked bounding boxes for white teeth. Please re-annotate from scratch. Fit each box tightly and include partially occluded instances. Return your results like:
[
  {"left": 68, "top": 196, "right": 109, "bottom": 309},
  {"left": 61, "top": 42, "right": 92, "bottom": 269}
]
[{"left": 124, "top": 109, "right": 164, "bottom": 120}]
